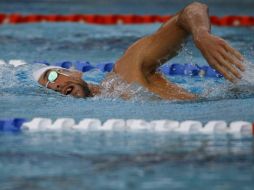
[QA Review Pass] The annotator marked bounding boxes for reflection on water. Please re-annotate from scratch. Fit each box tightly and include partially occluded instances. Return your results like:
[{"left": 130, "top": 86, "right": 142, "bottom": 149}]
[
  {"left": 0, "top": 2, "right": 254, "bottom": 190},
  {"left": 0, "top": 132, "right": 253, "bottom": 190}
]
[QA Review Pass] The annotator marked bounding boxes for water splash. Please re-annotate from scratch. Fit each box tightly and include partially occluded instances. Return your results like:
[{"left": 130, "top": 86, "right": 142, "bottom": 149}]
[
  {"left": 239, "top": 60, "right": 254, "bottom": 85},
  {"left": 99, "top": 72, "right": 159, "bottom": 101},
  {"left": 1, "top": 61, "right": 254, "bottom": 100},
  {"left": 224, "top": 60, "right": 254, "bottom": 99},
  {"left": 0, "top": 63, "right": 52, "bottom": 96}
]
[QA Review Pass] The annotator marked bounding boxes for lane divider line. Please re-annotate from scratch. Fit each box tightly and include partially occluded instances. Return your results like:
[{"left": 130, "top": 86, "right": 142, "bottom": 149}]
[
  {"left": 0, "top": 118, "right": 253, "bottom": 135},
  {"left": 1, "top": 14, "right": 254, "bottom": 26},
  {"left": 0, "top": 59, "right": 223, "bottom": 78}
]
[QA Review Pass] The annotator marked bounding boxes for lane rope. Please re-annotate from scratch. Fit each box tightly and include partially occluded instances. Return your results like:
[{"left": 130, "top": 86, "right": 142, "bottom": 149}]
[
  {"left": 0, "top": 13, "right": 254, "bottom": 26},
  {"left": 0, "top": 59, "right": 223, "bottom": 78},
  {"left": 0, "top": 118, "right": 253, "bottom": 135},
  {"left": 0, "top": 61, "right": 251, "bottom": 134}
]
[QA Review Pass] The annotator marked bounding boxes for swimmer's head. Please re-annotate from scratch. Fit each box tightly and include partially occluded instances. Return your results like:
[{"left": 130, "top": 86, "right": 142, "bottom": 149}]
[{"left": 33, "top": 66, "right": 92, "bottom": 98}]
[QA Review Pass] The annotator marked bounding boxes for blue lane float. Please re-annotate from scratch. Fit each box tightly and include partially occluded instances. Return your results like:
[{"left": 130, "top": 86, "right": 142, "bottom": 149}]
[
  {"left": 96, "top": 62, "right": 114, "bottom": 72},
  {"left": 75, "top": 61, "right": 95, "bottom": 72},
  {"left": 54, "top": 61, "right": 73, "bottom": 69},
  {"left": 200, "top": 65, "right": 223, "bottom": 78},
  {"left": 0, "top": 118, "right": 27, "bottom": 133},
  {"left": 33, "top": 60, "right": 223, "bottom": 78}
]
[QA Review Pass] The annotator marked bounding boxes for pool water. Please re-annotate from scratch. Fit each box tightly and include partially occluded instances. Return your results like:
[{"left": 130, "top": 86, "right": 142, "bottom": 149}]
[
  {"left": 0, "top": 21, "right": 254, "bottom": 190},
  {"left": 0, "top": 23, "right": 254, "bottom": 122},
  {"left": 0, "top": 132, "right": 253, "bottom": 190},
  {"left": 1, "top": 0, "right": 254, "bottom": 189}
]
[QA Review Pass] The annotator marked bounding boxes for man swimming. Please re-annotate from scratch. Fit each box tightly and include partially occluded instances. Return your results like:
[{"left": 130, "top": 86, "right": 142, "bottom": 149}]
[{"left": 33, "top": 2, "right": 245, "bottom": 100}]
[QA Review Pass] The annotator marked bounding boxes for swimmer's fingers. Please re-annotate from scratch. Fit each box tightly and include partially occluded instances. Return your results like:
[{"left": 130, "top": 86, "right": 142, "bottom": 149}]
[
  {"left": 223, "top": 51, "right": 245, "bottom": 72},
  {"left": 221, "top": 42, "right": 245, "bottom": 71},
  {"left": 208, "top": 57, "right": 235, "bottom": 82},
  {"left": 197, "top": 34, "right": 244, "bottom": 83},
  {"left": 215, "top": 52, "right": 241, "bottom": 79},
  {"left": 221, "top": 48, "right": 245, "bottom": 72},
  {"left": 223, "top": 42, "right": 244, "bottom": 61}
]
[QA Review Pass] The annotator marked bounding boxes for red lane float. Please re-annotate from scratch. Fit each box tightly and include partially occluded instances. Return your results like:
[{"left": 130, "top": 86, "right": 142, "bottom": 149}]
[
  {"left": 1, "top": 13, "right": 254, "bottom": 26},
  {"left": 0, "top": 13, "right": 6, "bottom": 24}
]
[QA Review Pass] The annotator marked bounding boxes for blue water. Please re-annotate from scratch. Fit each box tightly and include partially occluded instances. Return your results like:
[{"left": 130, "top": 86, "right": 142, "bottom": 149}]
[
  {"left": 1, "top": 23, "right": 254, "bottom": 122},
  {"left": 1, "top": 1, "right": 254, "bottom": 190},
  {"left": 0, "top": 132, "right": 253, "bottom": 190}
]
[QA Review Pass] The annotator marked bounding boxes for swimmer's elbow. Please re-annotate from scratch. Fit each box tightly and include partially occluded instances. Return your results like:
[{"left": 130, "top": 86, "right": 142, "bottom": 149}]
[
  {"left": 186, "top": 2, "right": 208, "bottom": 11},
  {"left": 179, "top": 2, "right": 209, "bottom": 20},
  {"left": 176, "top": 2, "right": 209, "bottom": 33}
]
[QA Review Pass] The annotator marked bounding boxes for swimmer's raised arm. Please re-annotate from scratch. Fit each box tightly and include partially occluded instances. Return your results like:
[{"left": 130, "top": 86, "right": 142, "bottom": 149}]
[
  {"left": 153, "top": 2, "right": 244, "bottom": 82},
  {"left": 177, "top": 2, "right": 245, "bottom": 82},
  {"left": 115, "top": 2, "right": 244, "bottom": 84},
  {"left": 114, "top": 2, "right": 247, "bottom": 100},
  {"left": 163, "top": 2, "right": 244, "bottom": 82},
  {"left": 115, "top": 3, "right": 205, "bottom": 100}
]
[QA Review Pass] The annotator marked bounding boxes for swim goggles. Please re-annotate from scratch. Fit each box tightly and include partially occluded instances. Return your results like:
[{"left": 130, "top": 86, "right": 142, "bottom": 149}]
[{"left": 45, "top": 69, "right": 70, "bottom": 88}]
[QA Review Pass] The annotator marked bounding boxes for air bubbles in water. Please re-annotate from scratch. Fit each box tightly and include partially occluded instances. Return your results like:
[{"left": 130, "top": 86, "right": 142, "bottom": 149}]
[
  {"left": 99, "top": 72, "right": 159, "bottom": 101},
  {"left": 227, "top": 60, "right": 254, "bottom": 98},
  {"left": 240, "top": 60, "right": 254, "bottom": 85}
]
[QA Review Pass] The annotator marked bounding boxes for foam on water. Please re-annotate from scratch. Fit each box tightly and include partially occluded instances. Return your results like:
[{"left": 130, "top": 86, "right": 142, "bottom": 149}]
[
  {"left": 225, "top": 60, "right": 254, "bottom": 98},
  {"left": 99, "top": 72, "right": 160, "bottom": 101},
  {"left": 240, "top": 60, "right": 254, "bottom": 84}
]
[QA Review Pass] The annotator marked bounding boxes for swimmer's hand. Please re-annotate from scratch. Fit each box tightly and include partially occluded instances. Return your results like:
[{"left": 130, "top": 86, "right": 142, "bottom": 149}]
[{"left": 194, "top": 31, "right": 245, "bottom": 83}]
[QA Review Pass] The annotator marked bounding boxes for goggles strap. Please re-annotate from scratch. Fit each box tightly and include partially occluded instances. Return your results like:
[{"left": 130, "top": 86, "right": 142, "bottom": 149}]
[{"left": 45, "top": 81, "right": 50, "bottom": 88}]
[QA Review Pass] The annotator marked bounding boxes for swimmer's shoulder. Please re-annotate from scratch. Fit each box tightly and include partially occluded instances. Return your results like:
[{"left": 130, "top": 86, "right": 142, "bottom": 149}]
[{"left": 113, "top": 58, "right": 150, "bottom": 88}]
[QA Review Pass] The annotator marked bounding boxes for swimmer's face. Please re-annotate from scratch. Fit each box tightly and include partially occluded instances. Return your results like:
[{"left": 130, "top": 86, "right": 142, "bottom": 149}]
[{"left": 38, "top": 69, "right": 91, "bottom": 98}]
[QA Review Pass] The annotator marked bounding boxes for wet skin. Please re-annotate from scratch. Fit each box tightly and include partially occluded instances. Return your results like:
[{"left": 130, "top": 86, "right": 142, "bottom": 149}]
[
  {"left": 38, "top": 69, "right": 94, "bottom": 98},
  {"left": 37, "top": 2, "right": 245, "bottom": 100}
]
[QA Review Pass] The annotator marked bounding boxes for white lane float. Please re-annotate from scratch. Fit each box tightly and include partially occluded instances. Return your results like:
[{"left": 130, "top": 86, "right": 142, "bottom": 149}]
[
  {"left": 73, "top": 119, "right": 101, "bottom": 131},
  {"left": 126, "top": 119, "right": 151, "bottom": 131},
  {"left": 102, "top": 119, "right": 126, "bottom": 131},
  {"left": 50, "top": 118, "right": 75, "bottom": 130},
  {"left": 22, "top": 118, "right": 52, "bottom": 131},
  {"left": 150, "top": 120, "right": 179, "bottom": 132},
  {"left": 201, "top": 120, "right": 227, "bottom": 134},
  {"left": 16, "top": 118, "right": 253, "bottom": 135},
  {"left": 229, "top": 121, "right": 253, "bottom": 135},
  {"left": 176, "top": 120, "right": 202, "bottom": 133}
]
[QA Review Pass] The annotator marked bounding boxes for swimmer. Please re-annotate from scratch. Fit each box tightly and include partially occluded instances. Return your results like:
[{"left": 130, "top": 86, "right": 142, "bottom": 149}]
[{"left": 33, "top": 2, "right": 245, "bottom": 100}]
